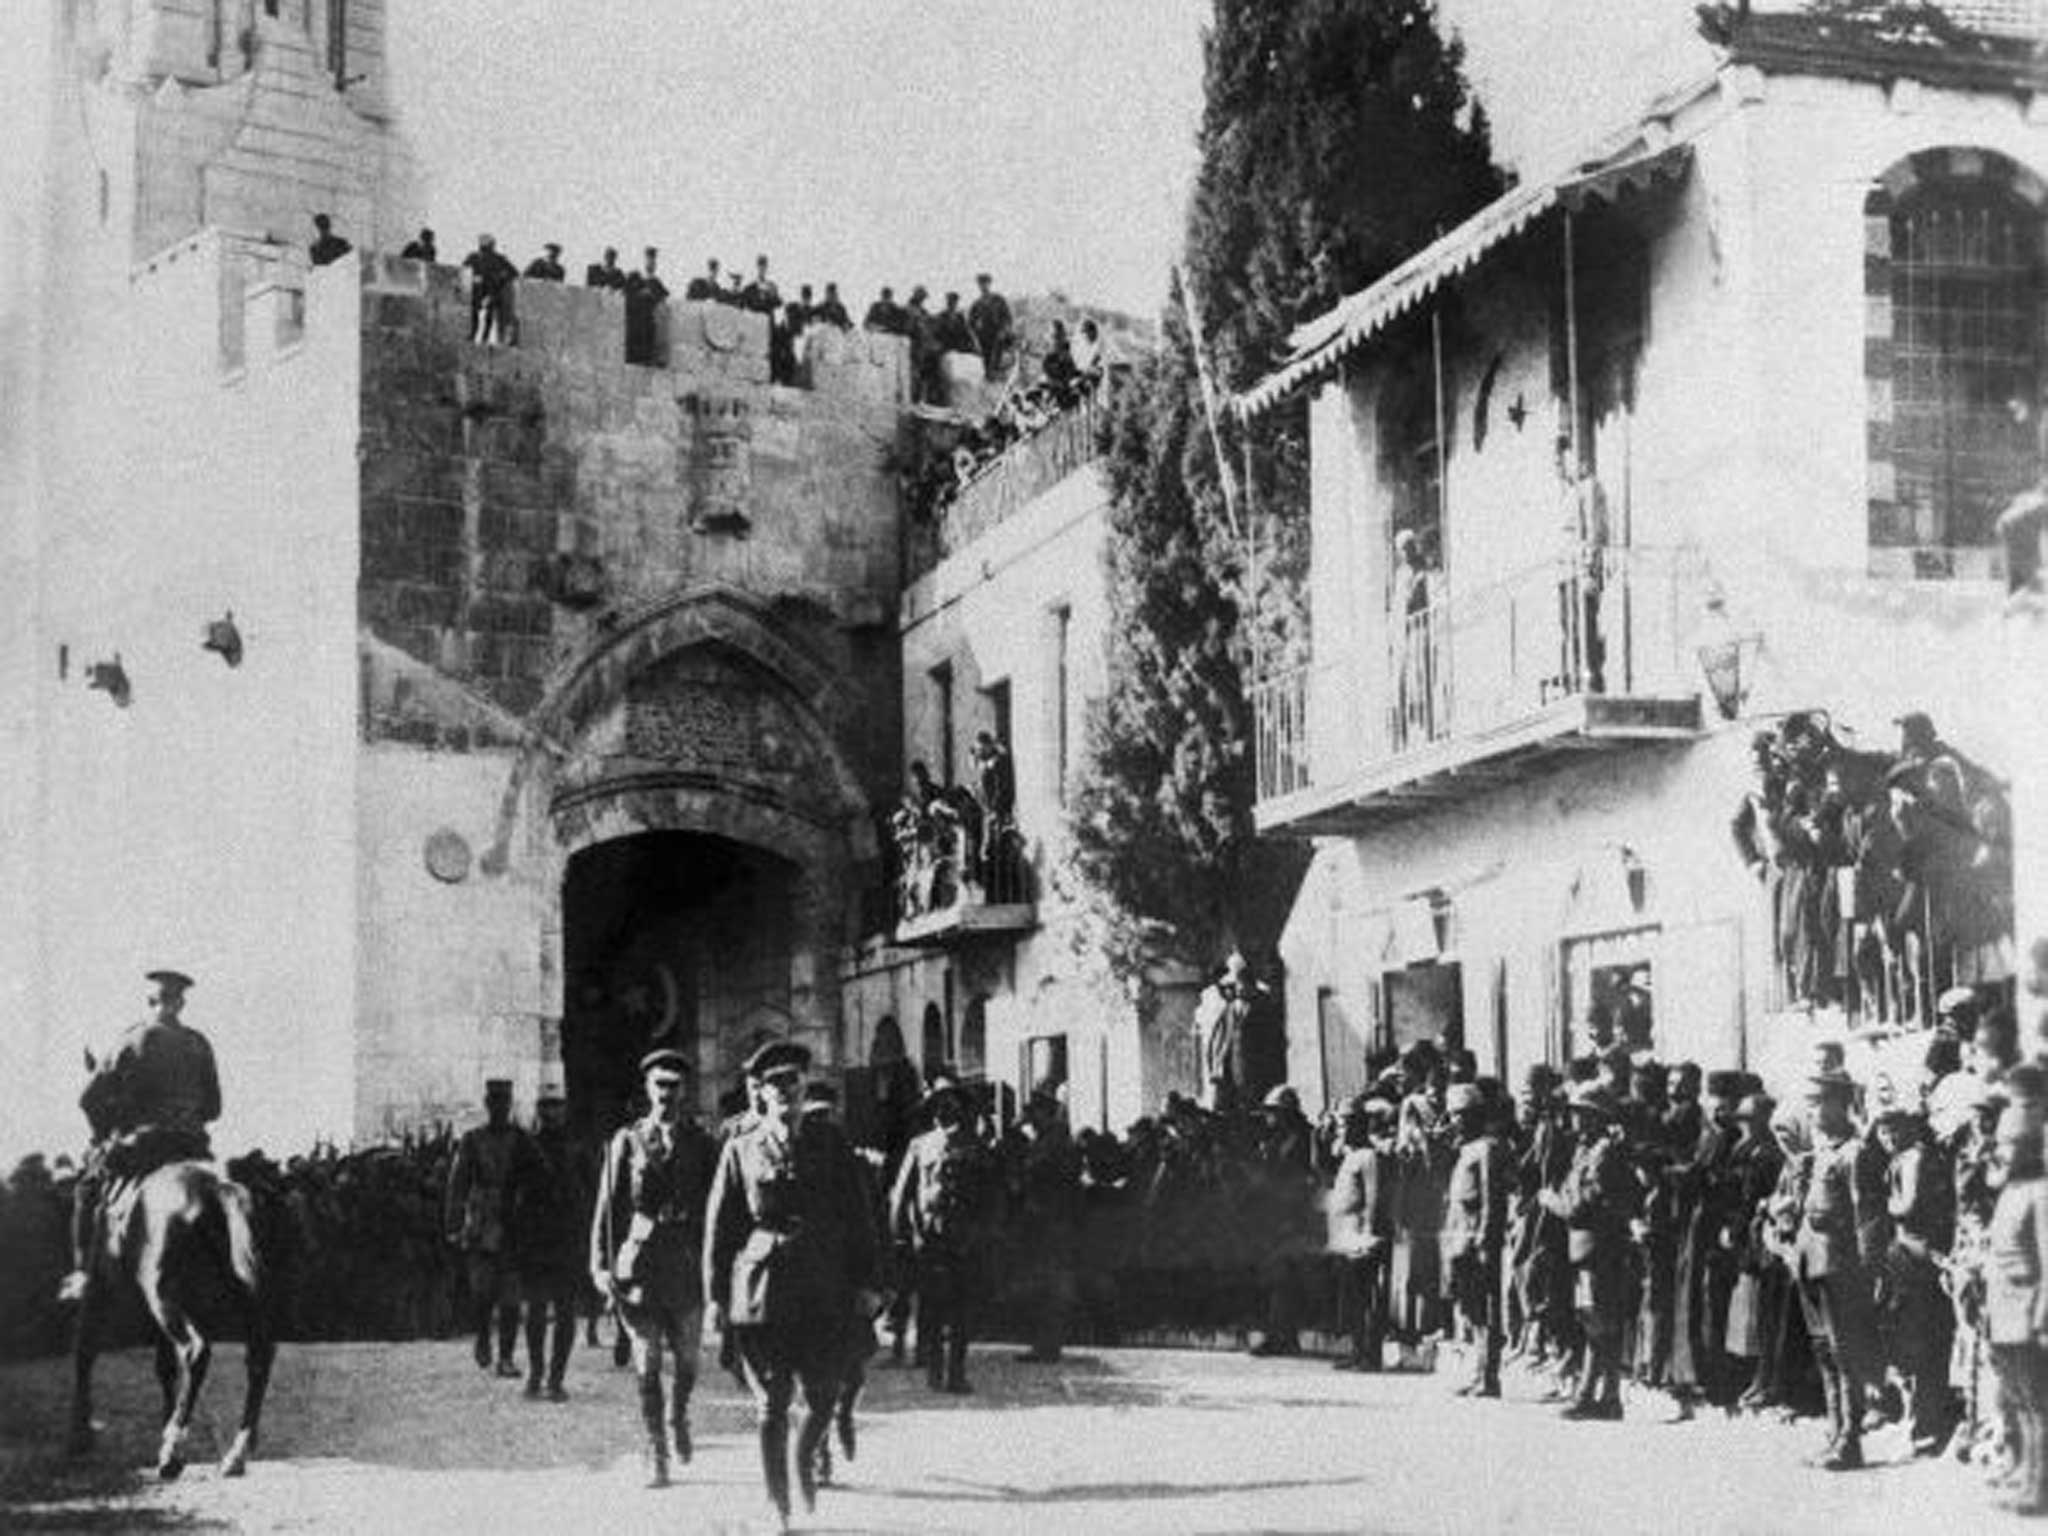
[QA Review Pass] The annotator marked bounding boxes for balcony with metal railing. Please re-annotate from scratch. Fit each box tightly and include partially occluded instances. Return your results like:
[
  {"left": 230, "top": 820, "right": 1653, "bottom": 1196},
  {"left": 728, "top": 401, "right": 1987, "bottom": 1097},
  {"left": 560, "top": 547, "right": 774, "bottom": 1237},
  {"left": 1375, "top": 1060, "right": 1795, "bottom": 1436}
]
[
  {"left": 892, "top": 818, "right": 1038, "bottom": 947},
  {"left": 1253, "top": 545, "right": 1712, "bottom": 834}
]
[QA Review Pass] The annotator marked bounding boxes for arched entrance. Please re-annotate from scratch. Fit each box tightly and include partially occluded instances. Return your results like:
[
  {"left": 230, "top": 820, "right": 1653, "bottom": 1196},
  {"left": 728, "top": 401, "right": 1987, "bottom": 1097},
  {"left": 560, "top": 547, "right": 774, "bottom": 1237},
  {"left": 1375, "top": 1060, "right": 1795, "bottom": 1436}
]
[
  {"left": 560, "top": 830, "right": 800, "bottom": 1135},
  {"left": 493, "top": 585, "right": 883, "bottom": 1135}
]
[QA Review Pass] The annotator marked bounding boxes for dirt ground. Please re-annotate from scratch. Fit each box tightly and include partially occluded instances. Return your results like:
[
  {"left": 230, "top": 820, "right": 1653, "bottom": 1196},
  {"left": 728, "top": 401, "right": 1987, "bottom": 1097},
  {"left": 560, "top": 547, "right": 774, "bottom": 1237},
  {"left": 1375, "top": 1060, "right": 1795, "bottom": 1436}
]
[{"left": 1, "top": 1336, "right": 2040, "bottom": 1535}]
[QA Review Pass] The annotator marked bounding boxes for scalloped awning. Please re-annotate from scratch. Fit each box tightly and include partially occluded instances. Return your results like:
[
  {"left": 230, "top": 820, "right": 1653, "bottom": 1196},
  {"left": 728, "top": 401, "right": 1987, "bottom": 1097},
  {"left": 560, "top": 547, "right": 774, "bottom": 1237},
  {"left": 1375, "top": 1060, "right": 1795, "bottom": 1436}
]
[{"left": 1237, "top": 140, "right": 1693, "bottom": 418}]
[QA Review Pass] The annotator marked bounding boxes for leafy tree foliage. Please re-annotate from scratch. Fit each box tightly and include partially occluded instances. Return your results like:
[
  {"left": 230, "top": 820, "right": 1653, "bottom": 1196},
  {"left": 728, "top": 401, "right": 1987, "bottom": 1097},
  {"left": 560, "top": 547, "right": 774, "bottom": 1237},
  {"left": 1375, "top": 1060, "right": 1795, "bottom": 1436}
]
[{"left": 1071, "top": 0, "right": 1501, "bottom": 970}]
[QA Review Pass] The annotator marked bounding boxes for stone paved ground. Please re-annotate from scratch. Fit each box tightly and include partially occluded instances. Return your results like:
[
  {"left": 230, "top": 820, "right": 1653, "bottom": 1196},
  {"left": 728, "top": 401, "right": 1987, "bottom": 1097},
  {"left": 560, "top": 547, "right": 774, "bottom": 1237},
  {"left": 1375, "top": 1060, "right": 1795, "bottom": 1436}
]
[{"left": 1, "top": 1338, "right": 2039, "bottom": 1535}]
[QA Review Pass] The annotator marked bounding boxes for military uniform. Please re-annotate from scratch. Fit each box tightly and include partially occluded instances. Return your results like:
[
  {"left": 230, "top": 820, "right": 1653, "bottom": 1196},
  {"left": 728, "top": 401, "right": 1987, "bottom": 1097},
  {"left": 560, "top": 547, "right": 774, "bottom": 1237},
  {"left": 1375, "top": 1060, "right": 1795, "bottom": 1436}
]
[
  {"left": 1795, "top": 1098, "right": 1882, "bottom": 1469},
  {"left": 591, "top": 1065, "right": 717, "bottom": 1482},
  {"left": 66, "top": 970, "right": 221, "bottom": 1299},
  {"left": 1441, "top": 1094, "right": 1509, "bottom": 1396},
  {"left": 704, "top": 1043, "right": 878, "bottom": 1525},
  {"left": 515, "top": 1106, "right": 591, "bottom": 1398},
  {"left": 1327, "top": 1103, "right": 1397, "bottom": 1370},
  {"left": 446, "top": 1088, "right": 538, "bottom": 1375},
  {"left": 1546, "top": 1086, "right": 1636, "bottom": 1418},
  {"left": 889, "top": 1100, "right": 996, "bottom": 1392}
]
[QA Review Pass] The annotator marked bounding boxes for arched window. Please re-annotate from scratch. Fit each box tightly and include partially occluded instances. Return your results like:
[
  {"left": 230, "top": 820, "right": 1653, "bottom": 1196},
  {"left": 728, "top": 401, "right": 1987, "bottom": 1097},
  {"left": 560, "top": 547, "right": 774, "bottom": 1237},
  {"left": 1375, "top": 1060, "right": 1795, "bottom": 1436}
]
[
  {"left": 920, "top": 1001, "right": 948, "bottom": 1075},
  {"left": 1867, "top": 149, "right": 2044, "bottom": 579}
]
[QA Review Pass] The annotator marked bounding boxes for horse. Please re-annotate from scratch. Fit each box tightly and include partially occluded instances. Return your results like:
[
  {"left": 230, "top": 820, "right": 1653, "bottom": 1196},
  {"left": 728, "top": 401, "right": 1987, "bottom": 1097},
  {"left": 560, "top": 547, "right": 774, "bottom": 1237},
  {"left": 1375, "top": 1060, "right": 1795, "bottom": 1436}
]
[{"left": 65, "top": 1157, "right": 277, "bottom": 1480}]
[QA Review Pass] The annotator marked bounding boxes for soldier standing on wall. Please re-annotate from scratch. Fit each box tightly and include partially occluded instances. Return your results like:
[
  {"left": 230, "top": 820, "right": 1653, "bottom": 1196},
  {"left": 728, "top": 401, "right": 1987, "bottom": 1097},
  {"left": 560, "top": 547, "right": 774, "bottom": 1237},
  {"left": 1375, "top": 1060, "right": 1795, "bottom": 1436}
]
[
  {"left": 308, "top": 212, "right": 352, "bottom": 267},
  {"left": 968, "top": 272, "right": 1014, "bottom": 378},
  {"left": 462, "top": 234, "right": 520, "bottom": 346},
  {"left": 524, "top": 243, "right": 566, "bottom": 282},
  {"left": 624, "top": 247, "right": 669, "bottom": 365},
  {"left": 586, "top": 247, "right": 627, "bottom": 291}
]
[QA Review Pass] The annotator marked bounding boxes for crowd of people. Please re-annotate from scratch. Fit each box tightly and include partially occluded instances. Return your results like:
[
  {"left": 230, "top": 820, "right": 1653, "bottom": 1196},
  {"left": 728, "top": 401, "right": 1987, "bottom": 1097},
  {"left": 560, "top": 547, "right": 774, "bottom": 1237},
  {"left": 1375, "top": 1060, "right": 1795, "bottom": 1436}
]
[
  {"left": 888, "top": 733, "right": 1025, "bottom": 919},
  {"left": 1731, "top": 708, "right": 2011, "bottom": 1020},
  {"left": 317, "top": 211, "right": 1050, "bottom": 395},
  {"left": 20, "top": 971, "right": 2042, "bottom": 1515}
]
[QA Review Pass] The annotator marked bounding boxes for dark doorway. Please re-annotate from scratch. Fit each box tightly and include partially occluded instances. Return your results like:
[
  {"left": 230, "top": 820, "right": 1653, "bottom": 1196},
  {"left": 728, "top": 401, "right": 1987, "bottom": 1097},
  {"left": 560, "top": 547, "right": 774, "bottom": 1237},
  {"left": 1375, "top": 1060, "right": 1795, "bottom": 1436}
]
[
  {"left": 1383, "top": 962, "right": 1464, "bottom": 1057},
  {"left": 560, "top": 831, "right": 797, "bottom": 1138},
  {"left": 920, "top": 1001, "right": 949, "bottom": 1077}
]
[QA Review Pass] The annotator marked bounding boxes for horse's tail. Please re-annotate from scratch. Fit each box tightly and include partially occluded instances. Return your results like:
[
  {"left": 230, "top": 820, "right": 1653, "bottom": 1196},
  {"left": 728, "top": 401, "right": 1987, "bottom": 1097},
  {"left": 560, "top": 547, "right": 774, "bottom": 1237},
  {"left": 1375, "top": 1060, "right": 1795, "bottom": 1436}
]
[{"left": 214, "top": 1180, "right": 265, "bottom": 1301}]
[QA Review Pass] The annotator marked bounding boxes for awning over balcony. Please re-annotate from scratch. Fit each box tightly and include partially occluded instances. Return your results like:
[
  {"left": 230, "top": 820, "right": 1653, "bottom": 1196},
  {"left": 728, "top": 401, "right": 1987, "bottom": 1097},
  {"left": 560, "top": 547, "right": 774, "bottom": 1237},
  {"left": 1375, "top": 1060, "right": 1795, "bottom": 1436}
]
[{"left": 1237, "top": 139, "right": 1694, "bottom": 417}]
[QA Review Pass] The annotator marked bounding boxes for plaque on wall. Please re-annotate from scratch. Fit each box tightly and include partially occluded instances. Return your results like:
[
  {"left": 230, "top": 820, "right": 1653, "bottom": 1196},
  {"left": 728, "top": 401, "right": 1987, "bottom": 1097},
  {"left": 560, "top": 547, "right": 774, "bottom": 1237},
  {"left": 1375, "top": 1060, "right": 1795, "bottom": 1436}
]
[{"left": 424, "top": 828, "right": 473, "bottom": 884}]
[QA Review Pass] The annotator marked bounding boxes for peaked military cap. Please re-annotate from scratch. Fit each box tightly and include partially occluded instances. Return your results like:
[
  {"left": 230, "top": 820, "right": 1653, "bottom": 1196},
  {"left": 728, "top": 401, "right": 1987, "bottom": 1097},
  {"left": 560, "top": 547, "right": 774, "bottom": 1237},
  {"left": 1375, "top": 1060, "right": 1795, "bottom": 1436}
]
[
  {"left": 639, "top": 1047, "right": 690, "bottom": 1076},
  {"left": 743, "top": 1040, "right": 811, "bottom": 1078},
  {"left": 146, "top": 969, "right": 195, "bottom": 992}
]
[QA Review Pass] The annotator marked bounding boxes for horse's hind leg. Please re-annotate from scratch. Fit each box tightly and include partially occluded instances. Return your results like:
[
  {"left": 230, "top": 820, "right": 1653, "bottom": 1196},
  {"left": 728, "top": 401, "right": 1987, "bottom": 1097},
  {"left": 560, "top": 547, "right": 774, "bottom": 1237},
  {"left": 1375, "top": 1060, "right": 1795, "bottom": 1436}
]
[
  {"left": 153, "top": 1334, "right": 179, "bottom": 1423},
  {"left": 220, "top": 1321, "right": 275, "bottom": 1477},
  {"left": 151, "top": 1303, "right": 210, "bottom": 1481}
]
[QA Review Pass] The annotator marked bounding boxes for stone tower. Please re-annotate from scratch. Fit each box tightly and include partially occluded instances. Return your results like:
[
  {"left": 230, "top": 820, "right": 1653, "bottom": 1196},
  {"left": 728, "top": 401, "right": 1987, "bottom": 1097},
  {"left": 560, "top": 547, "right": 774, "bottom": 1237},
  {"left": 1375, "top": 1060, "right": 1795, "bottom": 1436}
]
[{"left": 57, "top": 0, "right": 421, "bottom": 261}]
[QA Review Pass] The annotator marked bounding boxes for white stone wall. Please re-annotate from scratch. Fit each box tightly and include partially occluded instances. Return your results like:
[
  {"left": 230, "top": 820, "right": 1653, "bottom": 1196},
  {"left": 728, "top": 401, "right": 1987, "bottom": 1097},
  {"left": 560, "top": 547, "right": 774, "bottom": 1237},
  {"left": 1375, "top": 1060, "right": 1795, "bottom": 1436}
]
[
  {"left": 4, "top": 241, "right": 363, "bottom": 1162},
  {"left": 854, "top": 460, "right": 1181, "bottom": 1132},
  {"left": 1279, "top": 730, "right": 1762, "bottom": 1103},
  {"left": 1280, "top": 65, "right": 2044, "bottom": 1103},
  {"left": 354, "top": 742, "right": 557, "bottom": 1141}
]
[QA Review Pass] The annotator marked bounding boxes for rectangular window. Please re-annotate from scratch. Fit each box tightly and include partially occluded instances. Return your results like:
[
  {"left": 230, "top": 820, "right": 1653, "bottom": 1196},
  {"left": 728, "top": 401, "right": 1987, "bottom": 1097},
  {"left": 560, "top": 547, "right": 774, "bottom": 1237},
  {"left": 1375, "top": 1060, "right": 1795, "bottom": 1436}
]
[
  {"left": 1025, "top": 1034, "right": 1069, "bottom": 1097},
  {"left": 929, "top": 660, "right": 954, "bottom": 784},
  {"left": 984, "top": 677, "right": 1012, "bottom": 751},
  {"left": 1559, "top": 926, "right": 1659, "bottom": 1060}
]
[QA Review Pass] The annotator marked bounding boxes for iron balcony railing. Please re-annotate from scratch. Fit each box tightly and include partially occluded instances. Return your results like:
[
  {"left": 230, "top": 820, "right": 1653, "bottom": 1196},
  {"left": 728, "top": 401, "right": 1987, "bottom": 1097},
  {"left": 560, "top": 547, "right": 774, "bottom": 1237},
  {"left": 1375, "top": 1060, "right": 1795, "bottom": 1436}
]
[{"left": 1254, "top": 544, "right": 1711, "bottom": 805}]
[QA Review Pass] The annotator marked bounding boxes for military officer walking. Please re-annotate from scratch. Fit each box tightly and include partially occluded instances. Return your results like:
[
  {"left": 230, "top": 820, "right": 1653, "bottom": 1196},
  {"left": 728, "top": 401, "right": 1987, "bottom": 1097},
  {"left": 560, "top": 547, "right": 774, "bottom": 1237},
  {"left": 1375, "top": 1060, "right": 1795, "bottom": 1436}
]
[
  {"left": 705, "top": 1042, "right": 879, "bottom": 1531},
  {"left": 889, "top": 1074, "right": 996, "bottom": 1394},
  {"left": 590, "top": 1048, "right": 718, "bottom": 1487},
  {"left": 516, "top": 1085, "right": 590, "bottom": 1401},
  {"left": 446, "top": 1078, "right": 538, "bottom": 1377}
]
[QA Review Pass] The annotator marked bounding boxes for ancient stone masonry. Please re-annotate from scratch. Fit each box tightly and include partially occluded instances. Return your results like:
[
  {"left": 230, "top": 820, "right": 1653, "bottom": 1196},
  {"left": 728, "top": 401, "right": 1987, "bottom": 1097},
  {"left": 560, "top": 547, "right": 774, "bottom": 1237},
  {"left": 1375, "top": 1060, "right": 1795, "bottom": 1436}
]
[{"left": 356, "top": 256, "right": 907, "bottom": 790}]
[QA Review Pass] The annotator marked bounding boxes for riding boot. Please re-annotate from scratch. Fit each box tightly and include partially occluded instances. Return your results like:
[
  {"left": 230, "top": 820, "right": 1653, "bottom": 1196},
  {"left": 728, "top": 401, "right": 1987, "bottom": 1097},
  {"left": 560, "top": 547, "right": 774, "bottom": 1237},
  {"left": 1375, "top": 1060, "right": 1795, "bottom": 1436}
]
[
  {"left": 548, "top": 1306, "right": 574, "bottom": 1393},
  {"left": 795, "top": 1407, "right": 827, "bottom": 1512},
  {"left": 524, "top": 1309, "right": 546, "bottom": 1396},
  {"left": 760, "top": 1416, "right": 792, "bottom": 1522},
  {"left": 638, "top": 1374, "right": 667, "bottom": 1468},
  {"left": 664, "top": 1388, "right": 692, "bottom": 1465},
  {"left": 495, "top": 1305, "right": 520, "bottom": 1373}
]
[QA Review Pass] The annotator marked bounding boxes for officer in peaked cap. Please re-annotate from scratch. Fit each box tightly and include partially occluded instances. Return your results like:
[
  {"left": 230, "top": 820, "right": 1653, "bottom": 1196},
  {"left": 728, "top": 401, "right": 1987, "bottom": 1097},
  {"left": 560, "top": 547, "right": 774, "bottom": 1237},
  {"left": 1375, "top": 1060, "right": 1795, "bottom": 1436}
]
[
  {"left": 62, "top": 967, "right": 221, "bottom": 1302},
  {"left": 447, "top": 1074, "right": 538, "bottom": 1378},
  {"left": 743, "top": 1040, "right": 812, "bottom": 1081},
  {"left": 706, "top": 1036, "right": 877, "bottom": 1525},
  {"left": 518, "top": 1075, "right": 589, "bottom": 1402},
  {"left": 1546, "top": 1081, "right": 1633, "bottom": 1420},
  {"left": 592, "top": 1042, "right": 716, "bottom": 1484},
  {"left": 889, "top": 1067, "right": 996, "bottom": 1395},
  {"left": 1796, "top": 1048, "right": 1880, "bottom": 1471}
]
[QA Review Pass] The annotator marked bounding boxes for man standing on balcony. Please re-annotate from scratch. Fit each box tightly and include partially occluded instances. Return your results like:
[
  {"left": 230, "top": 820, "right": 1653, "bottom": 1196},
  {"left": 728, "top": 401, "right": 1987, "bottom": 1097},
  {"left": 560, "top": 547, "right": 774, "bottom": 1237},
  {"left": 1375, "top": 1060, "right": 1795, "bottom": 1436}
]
[
  {"left": 1555, "top": 434, "right": 1610, "bottom": 694},
  {"left": 1391, "top": 530, "right": 1438, "bottom": 744}
]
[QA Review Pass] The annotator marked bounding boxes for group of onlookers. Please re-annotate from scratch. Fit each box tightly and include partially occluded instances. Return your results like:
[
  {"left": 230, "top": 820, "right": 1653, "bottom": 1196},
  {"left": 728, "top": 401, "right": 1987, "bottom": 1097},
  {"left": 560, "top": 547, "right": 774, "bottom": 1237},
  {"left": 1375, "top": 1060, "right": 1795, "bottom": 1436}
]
[{"left": 1303, "top": 986, "right": 2044, "bottom": 1517}]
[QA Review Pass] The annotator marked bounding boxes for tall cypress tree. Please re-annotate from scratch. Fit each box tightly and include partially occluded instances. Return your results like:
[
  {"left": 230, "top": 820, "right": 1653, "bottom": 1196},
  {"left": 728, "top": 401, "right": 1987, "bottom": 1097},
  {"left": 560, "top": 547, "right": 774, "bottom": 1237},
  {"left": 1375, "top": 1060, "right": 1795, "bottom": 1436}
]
[{"left": 1070, "top": 0, "right": 1502, "bottom": 972}]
